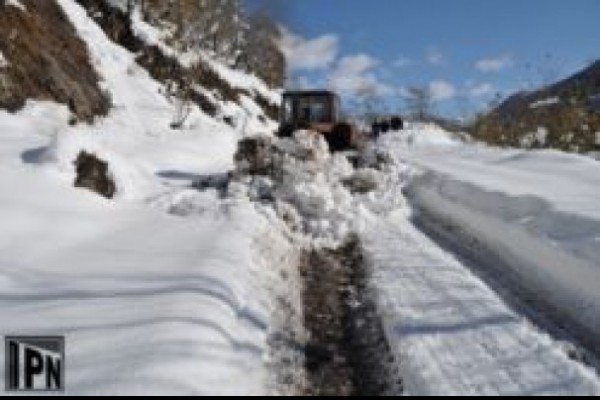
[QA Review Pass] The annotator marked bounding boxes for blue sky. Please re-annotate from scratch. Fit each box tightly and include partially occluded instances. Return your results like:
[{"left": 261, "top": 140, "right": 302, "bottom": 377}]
[{"left": 247, "top": 0, "right": 600, "bottom": 118}]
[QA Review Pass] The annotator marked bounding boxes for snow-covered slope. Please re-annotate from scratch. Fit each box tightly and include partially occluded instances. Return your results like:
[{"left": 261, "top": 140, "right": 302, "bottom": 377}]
[
  {"left": 79, "top": 0, "right": 280, "bottom": 136},
  {"left": 0, "top": 0, "right": 291, "bottom": 395},
  {"left": 0, "top": 141, "right": 274, "bottom": 396}
]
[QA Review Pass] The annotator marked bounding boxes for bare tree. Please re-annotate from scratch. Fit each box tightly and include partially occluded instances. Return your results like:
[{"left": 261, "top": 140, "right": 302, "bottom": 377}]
[
  {"left": 141, "top": 0, "right": 247, "bottom": 65},
  {"left": 404, "top": 86, "right": 433, "bottom": 121},
  {"left": 454, "top": 93, "right": 474, "bottom": 123}
]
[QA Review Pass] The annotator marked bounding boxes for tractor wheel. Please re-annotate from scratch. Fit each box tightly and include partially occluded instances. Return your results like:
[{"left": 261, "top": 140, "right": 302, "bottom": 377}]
[
  {"left": 276, "top": 124, "right": 295, "bottom": 138},
  {"left": 380, "top": 120, "right": 390, "bottom": 134},
  {"left": 372, "top": 122, "right": 381, "bottom": 138},
  {"left": 390, "top": 116, "right": 404, "bottom": 131}
]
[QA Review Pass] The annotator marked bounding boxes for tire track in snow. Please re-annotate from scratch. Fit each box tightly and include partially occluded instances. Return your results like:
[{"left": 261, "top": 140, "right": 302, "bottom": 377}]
[
  {"left": 300, "top": 236, "right": 402, "bottom": 396},
  {"left": 363, "top": 215, "right": 600, "bottom": 395},
  {"left": 411, "top": 208, "right": 600, "bottom": 371}
]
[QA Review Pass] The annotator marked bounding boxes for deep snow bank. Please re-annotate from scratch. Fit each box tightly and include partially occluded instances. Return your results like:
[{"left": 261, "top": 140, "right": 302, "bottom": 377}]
[
  {"left": 405, "top": 173, "right": 600, "bottom": 344},
  {"left": 0, "top": 100, "right": 301, "bottom": 395},
  {"left": 385, "top": 126, "right": 600, "bottom": 220},
  {"left": 0, "top": 0, "right": 293, "bottom": 394}
]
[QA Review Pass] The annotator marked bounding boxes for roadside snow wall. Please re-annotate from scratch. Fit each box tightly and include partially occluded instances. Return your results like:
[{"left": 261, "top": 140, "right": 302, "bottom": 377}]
[{"left": 405, "top": 172, "right": 600, "bottom": 349}]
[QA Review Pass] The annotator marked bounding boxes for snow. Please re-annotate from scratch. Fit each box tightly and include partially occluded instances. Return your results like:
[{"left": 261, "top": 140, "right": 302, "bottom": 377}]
[
  {"left": 0, "top": 103, "right": 283, "bottom": 395},
  {"left": 5, "top": 0, "right": 26, "bottom": 12},
  {"left": 228, "top": 128, "right": 600, "bottom": 395},
  {"left": 387, "top": 123, "right": 467, "bottom": 148},
  {"left": 128, "top": 8, "right": 175, "bottom": 56},
  {"left": 381, "top": 125, "right": 600, "bottom": 361},
  {"left": 85, "top": 0, "right": 279, "bottom": 137},
  {"left": 257, "top": 125, "right": 600, "bottom": 395},
  {"left": 1, "top": 0, "right": 599, "bottom": 394},
  {"left": 125, "top": 4, "right": 281, "bottom": 125},
  {"left": 104, "top": 0, "right": 128, "bottom": 13},
  {"left": 51, "top": 0, "right": 239, "bottom": 201},
  {"left": 241, "top": 130, "right": 407, "bottom": 246},
  {"left": 201, "top": 53, "right": 282, "bottom": 107},
  {"left": 530, "top": 97, "right": 561, "bottom": 109},
  {"left": 520, "top": 126, "right": 549, "bottom": 148},
  {"left": 0, "top": 0, "right": 295, "bottom": 395},
  {"left": 405, "top": 171, "right": 600, "bottom": 343},
  {"left": 384, "top": 125, "right": 600, "bottom": 220},
  {"left": 364, "top": 214, "right": 600, "bottom": 395},
  {"left": 3, "top": 101, "right": 599, "bottom": 395},
  {"left": 0, "top": 50, "right": 8, "bottom": 68}
]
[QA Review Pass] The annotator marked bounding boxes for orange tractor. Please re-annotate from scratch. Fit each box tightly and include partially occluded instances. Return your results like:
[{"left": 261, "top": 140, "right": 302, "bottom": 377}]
[{"left": 277, "top": 90, "right": 361, "bottom": 151}]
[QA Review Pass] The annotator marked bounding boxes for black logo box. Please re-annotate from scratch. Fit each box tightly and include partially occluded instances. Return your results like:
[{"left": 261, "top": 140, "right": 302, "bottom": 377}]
[{"left": 5, "top": 336, "right": 65, "bottom": 393}]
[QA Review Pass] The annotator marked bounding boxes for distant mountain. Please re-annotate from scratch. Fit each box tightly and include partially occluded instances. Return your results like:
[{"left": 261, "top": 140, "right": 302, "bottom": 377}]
[
  {"left": 497, "top": 60, "right": 600, "bottom": 118},
  {"left": 472, "top": 60, "right": 600, "bottom": 152}
]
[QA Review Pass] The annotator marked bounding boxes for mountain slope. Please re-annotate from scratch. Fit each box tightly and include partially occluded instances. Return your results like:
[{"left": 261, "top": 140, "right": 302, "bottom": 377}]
[
  {"left": 497, "top": 61, "right": 600, "bottom": 118},
  {"left": 473, "top": 61, "right": 600, "bottom": 152}
]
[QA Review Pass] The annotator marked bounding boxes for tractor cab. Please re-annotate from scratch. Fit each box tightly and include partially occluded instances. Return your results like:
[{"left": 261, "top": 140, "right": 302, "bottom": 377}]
[
  {"left": 277, "top": 90, "right": 357, "bottom": 151},
  {"left": 278, "top": 90, "right": 342, "bottom": 137}
]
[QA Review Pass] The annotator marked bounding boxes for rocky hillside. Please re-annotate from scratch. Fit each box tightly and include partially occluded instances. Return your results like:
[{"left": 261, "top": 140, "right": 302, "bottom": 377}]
[
  {"left": 0, "top": 0, "right": 284, "bottom": 128},
  {"left": 0, "top": 0, "right": 110, "bottom": 122},
  {"left": 472, "top": 61, "right": 600, "bottom": 152}
]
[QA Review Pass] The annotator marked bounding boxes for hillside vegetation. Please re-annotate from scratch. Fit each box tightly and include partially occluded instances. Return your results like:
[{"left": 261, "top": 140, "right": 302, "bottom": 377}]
[{"left": 472, "top": 61, "right": 600, "bottom": 153}]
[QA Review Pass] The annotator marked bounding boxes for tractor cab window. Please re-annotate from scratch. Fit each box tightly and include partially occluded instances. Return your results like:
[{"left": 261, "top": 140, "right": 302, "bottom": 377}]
[{"left": 298, "top": 96, "right": 330, "bottom": 123}]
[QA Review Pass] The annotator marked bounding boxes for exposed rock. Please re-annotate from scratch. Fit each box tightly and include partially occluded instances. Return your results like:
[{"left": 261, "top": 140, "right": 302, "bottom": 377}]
[
  {"left": 234, "top": 136, "right": 275, "bottom": 176},
  {"left": 76, "top": 0, "right": 144, "bottom": 52},
  {"left": 0, "top": 0, "right": 110, "bottom": 122},
  {"left": 74, "top": 151, "right": 116, "bottom": 199}
]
